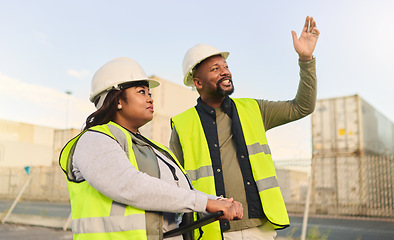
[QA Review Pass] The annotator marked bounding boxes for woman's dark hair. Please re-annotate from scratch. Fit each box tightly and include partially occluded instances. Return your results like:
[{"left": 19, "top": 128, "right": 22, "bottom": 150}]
[
  {"left": 83, "top": 80, "right": 149, "bottom": 131},
  {"left": 83, "top": 90, "right": 127, "bottom": 130}
]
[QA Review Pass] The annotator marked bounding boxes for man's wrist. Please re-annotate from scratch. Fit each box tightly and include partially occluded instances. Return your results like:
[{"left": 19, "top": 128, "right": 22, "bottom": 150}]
[{"left": 299, "top": 55, "right": 314, "bottom": 62}]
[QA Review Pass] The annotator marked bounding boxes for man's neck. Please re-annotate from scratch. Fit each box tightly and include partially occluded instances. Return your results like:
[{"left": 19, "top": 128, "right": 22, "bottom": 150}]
[{"left": 200, "top": 96, "right": 225, "bottom": 108}]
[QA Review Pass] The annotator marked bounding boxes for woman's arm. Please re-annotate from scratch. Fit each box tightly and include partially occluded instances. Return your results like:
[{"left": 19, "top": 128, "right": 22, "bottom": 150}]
[{"left": 73, "top": 131, "right": 207, "bottom": 213}]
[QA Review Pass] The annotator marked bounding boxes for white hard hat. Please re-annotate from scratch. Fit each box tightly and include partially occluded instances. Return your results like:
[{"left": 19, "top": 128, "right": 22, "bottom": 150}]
[
  {"left": 182, "top": 44, "right": 229, "bottom": 87},
  {"left": 90, "top": 57, "right": 159, "bottom": 107}
]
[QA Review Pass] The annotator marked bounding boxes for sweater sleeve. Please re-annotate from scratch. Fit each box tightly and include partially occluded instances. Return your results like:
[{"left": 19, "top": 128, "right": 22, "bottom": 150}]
[
  {"left": 72, "top": 131, "right": 207, "bottom": 213},
  {"left": 257, "top": 58, "right": 317, "bottom": 130},
  {"left": 169, "top": 126, "right": 184, "bottom": 167}
]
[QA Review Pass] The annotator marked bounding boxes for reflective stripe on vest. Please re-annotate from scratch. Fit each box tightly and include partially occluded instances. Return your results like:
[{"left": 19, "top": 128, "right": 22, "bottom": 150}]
[
  {"left": 71, "top": 204, "right": 145, "bottom": 234},
  {"left": 60, "top": 122, "right": 148, "bottom": 239},
  {"left": 186, "top": 165, "right": 214, "bottom": 182},
  {"left": 171, "top": 98, "right": 289, "bottom": 232}
]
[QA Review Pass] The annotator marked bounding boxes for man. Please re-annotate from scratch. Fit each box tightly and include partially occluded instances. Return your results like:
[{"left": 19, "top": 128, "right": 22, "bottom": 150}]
[{"left": 170, "top": 16, "right": 319, "bottom": 240}]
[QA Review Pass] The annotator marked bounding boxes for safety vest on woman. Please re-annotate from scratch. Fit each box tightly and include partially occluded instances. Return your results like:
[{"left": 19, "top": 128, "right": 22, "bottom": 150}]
[
  {"left": 59, "top": 121, "right": 187, "bottom": 240},
  {"left": 171, "top": 98, "right": 289, "bottom": 238}
]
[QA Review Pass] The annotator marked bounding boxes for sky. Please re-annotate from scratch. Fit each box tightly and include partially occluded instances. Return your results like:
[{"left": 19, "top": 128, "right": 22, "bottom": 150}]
[{"left": 1, "top": 0, "right": 394, "bottom": 160}]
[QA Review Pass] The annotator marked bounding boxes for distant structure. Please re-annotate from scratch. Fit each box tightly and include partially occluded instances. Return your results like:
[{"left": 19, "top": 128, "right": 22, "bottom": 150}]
[{"left": 311, "top": 94, "right": 394, "bottom": 218}]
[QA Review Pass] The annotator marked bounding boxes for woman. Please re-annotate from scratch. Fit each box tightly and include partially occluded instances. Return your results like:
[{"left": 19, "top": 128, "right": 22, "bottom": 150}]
[{"left": 59, "top": 57, "right": 242, "bottom": 240}]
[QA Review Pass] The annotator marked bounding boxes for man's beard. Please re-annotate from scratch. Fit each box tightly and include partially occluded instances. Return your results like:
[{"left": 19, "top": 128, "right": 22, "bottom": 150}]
[{"left": 216, "top": 78, "right": 234, "bottom": 97}]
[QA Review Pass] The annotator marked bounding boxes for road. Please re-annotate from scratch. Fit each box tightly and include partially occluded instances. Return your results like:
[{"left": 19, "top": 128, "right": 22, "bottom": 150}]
[
  {"left": 0, "top": 200, "right": 70, "bottom": 218},
  {"left": 1, "top": 200, "right": 394, "bottom": 239},
  {"left": 277, "top": 215, "right": 394, "bottom": 240}
]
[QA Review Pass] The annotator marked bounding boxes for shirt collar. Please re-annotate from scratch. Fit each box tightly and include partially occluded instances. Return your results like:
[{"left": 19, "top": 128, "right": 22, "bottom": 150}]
[{"left": 196, "top": 96, "right": 233, "bottom": 118}]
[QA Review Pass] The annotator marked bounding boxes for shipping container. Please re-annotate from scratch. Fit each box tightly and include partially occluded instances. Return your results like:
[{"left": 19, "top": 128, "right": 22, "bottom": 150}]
[
  {"left": 312, "top": 94, "right": 394, "bottom": 156},
  {"left": 310, "top": 153, "right": 394, "bottom": 217},
  {"left": 310, "top": 95, "right": 394, "bottom": 218}
]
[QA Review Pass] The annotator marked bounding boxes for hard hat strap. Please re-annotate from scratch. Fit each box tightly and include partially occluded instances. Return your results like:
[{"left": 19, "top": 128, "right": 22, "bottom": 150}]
[{"left": 95, "top": 91, "right": 109, "bottom": 110}]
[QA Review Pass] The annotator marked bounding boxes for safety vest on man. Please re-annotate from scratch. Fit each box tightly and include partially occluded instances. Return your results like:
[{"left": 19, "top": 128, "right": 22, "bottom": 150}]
[
  {"left": 171, "top": 98, "right": 289, "bottom": 239},
  {"left": 60, "top": 121, "right": 186, "bottom": 240}
]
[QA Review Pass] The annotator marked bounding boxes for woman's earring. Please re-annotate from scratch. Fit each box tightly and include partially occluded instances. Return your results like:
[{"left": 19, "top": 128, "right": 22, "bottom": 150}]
[{"left": 117, "top": 104, "right": 122, "bottom": 110}]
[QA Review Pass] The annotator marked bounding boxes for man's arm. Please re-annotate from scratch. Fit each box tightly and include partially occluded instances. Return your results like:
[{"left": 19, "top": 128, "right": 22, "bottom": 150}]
[
  {"left": 258, "top": 58, "right": 317, "bottom": 130},
  {"left": 259, "top": 16, "right": 319, "bottom": 130},
  {"left": 73, "top": 131, "right": 207, "bottom": 213}
]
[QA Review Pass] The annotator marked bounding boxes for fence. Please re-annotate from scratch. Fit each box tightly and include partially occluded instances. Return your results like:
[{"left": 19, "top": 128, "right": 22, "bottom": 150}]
[{"left": 275, "top": 154, "right": 394, "bottom": 219}]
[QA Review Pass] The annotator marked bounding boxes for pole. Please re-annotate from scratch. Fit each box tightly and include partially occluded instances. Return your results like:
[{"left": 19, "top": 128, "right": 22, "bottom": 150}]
[
  {"left": 1, "top": 174, "right": 33, "bottom": 224},
  {"left": 300, "top": 170, "right": 312, "bottom": 240},
  {"left": 65, "top": 91, "right": 72, "bottom": 129},
  {"left": 63, "top": 211, "right": 72, "bottom": 231}
]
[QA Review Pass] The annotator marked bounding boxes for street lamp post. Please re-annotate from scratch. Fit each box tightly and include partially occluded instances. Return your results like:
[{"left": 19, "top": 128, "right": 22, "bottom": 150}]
[{"left": 65, "top": 91, "right": 72, "bottom": 129}]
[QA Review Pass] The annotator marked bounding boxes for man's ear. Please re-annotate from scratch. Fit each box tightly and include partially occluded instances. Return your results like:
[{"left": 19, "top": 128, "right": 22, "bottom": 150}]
[{"left": 193, "top": 77, "right": 202, "bottom": 90}]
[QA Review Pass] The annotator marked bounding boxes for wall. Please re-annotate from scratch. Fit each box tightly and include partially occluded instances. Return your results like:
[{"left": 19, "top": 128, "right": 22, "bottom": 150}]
[{"left": 0, "top": 119, "right": 54, "bottom": 167}]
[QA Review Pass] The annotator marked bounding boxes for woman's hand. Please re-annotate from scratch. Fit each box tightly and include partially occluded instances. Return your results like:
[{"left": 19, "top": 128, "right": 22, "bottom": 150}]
[{"left": 206, "top": 198, "right": 243, "bottom": 221}]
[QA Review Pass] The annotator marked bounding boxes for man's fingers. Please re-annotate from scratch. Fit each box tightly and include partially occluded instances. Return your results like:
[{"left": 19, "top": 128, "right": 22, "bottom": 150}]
[
  {"left": 311, "top": 18, "right": 316, "bottom": 30},
  {"left": 233, "top": 201, "right": 243, "bottom": 220},
  {"left": 312, "top": 28, "right": 320, "bottom": 36},
  {"left": 291, "top": 31, "right": 299, "bottom": 44},
  {"left": 303, "top": 16, "right": 310, "bottom": 32}
]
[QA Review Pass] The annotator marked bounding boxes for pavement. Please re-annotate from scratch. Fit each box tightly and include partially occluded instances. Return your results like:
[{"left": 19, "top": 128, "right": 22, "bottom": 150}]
[
  {"left": 0, "top": 222, "right": 289, "bottom": 240},
  {"left": 0, "top": 223, "right": 72, "bottom": 240},
  {"left": 0, "top": 199, "right": 291, "bottom": 239},
  {"left": 2, "top": 200, "right": 394, "bottom": 239}
]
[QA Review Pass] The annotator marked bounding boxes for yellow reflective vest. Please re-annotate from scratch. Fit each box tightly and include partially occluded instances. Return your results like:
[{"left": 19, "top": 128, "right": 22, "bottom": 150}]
[
  {"left": 60, "top": 121, "right": 186, "bottom": 240},
  {"left": 171, "top": 98, "right": 289, "bottom": 239}
]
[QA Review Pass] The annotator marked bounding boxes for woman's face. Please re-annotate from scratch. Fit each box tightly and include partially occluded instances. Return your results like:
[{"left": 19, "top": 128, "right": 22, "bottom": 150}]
[{"left": 114, "top": 85, "right": 154, "bottom": 133}]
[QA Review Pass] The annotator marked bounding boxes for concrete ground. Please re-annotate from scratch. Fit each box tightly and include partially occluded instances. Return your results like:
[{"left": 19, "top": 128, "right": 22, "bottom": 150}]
[
  {"left": 0, "top": 222, "right": 72, "bottom": 240},
  {"left": 0, "top": 222, "right": 290, "bottom": 240},
  {"left": 2, "top": 200, "right": 394, "bottom": 239}
]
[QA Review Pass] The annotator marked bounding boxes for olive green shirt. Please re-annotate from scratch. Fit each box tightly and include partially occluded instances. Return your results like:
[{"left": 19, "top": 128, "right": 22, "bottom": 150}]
[{"left": 170, "top": 58, "right": 317, "bottom": 231}]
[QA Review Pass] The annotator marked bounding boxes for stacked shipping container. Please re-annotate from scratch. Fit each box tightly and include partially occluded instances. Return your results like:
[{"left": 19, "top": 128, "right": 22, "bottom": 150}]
[{"left": 311, "top": 95, "right": 394, "bottom": 217}]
